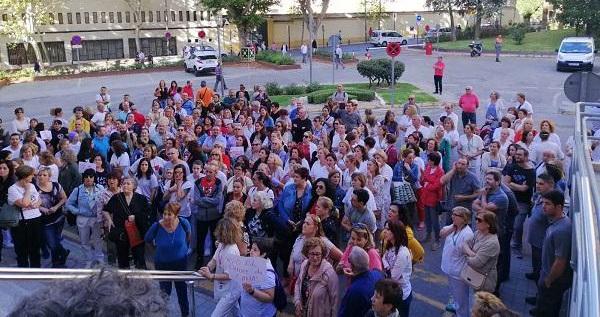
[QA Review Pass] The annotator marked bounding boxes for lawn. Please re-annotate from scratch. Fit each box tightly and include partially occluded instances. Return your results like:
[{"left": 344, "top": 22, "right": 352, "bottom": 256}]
[
  {"left": 436, "top": 28, "right": 577, "bottom": 53},
  {"left": 268, "top": 82, "right": 437, "bottom": 105}
]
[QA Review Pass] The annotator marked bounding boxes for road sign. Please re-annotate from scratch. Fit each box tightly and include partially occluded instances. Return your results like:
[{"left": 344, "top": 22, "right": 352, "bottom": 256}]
[
  {"left": 198, "top": 30, "right": 206, "bottom": 39},
  {"left": 386, "top": 42, "right": 401, "bottom": 57},
  {"left": 165, "top": 32, "right": 172, "bottom": 39},
  {"left": 240, "top": 47, "right": 255, "bottom": 62},
  {"left": 71, "top": 35, "right": 81, "bottom": 45},
  {"left": 564, "top": 72, "right": 600, "bottom": 103},
  {"left": 416, "top": 15, "right": 422, "bottom": 25}
]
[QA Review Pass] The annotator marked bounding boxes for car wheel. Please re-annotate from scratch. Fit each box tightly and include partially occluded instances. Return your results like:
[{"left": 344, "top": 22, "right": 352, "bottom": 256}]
[
  {"left": 184, "top": 64, "right": 189, "bottom": 73},
  {"left": 194, "top": 67, "right": 200, "bottom": 77},
  {"left": 402, "top": 40, "right": 407, "bottom": 45},
  {"left": 556, "top": 64, "right": 562, "bottom": 72},
  {"left": 382, "top": 41, "right": 387, "bottom": 47}
]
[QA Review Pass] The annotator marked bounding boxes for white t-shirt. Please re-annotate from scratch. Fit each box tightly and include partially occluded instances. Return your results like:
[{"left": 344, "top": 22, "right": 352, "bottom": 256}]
[
  {"left": 22, "top": 156, "right": 40, "bottom": 170},
  {"left": 91, "top": 111, "right": 108, "bottom": 127},
  {"left": 441, "top": 225, "right": 474, "bottom": 278},
  {"left": 406, "top": 125, "right": 433, "bottom": 140},
  {"left": 165, "top": 180, "right": 194, "bottom": 217},
  {"left": 383, "top": 246, "right": 412, "bottom": 300},
  {"left": 8, "top": 183, "right": 42, "bottom": 220},
  {"left": 212, "top": 243, "right": 241, "bottom": 300},
  {"left": 136, "top": 174, "right": 159, "bottom": 201},
  {"left": 2, "top": 144, "right": 22, "bottom": 159},
  {"left": 110, "top": 152, "right": 130, "bottom": 170},
  {"left": 310, "top": 161, "right": 339, "bottom": 180},
  {"left": 40, "top": 164, "right": 60, "bottom": 183}
]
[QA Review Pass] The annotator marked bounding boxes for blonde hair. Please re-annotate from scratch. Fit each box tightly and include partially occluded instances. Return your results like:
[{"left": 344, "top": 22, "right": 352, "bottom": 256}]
[
  {"left": 224, "top": 200, "right": 246, "bottom": 221},
  {"left": 20, "top": 143, "right": 38, "bottom": 157},
  {"left": 164, "top": 202, "right": 181, "bottom": 216},
  {"left": 254, "top": 190, "right": 274, "bottom": 209},
  {"left": 214, "top": 217, "right": 241, "bottom": 245},
  {"left": 267, "top": 153, "right": 282, "bottom": 167},
  {"left": 405, "top": 105, "right": 418, "bottom": 116},
  {"left": 452, "top": 206, "right": 471, "bottom": 224},
  {"left": 472, "top": 291, "right": 517, "bottom": 317}
]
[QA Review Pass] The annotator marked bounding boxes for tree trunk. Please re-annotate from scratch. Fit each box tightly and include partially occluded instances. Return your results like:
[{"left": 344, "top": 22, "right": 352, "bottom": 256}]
[
  {"left": 449, "top": 5, "right": 456, "bottom": 41},
  {"left": 301, "top": 19, "right": 305, "bottom": 44},
  {"left": 134, "top": 26, "right": 141, "bottom": 54},
  {"left": 30, "top": 39, "right": 43, "bottom": 65},
  {"left": 38, "top": 32, "right": 52, "bottom": 66},
  {"left": 237, "top": 25, "right": 249, "bottom": 46},
  {"left": 474, "top": 12, "right": 482, "bottom": 40}
]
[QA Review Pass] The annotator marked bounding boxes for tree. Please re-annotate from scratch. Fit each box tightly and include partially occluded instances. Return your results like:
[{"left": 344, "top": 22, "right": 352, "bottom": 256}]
[
  {"left": 199, "top": 0, "right": 279, "bottom": 46},
  {"left": 123, "top": 0, "right": 144, "bottom": 55},
  {"left": 364, "top": 0, "right": 389, "bottom": 30},
  {"left": 426, "top": 0, "right": 462, "bottom": 41},
  {"left": 547, "top": 0, "right": 600, "bottom": 36},
  {"left": 459, "top": 0, "right": 506, "bottom": 39},
  {"left": 516, "top": 0, "right": 543, "bottom": 25},
  {"left": 297, "top": 0, "right": 331, "bottom": 83},
  {"left": 0, "top": 0, "right": 61, "bottom": 65}
]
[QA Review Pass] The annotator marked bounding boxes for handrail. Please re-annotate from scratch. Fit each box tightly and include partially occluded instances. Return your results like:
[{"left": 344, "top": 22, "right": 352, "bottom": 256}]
[
  {"left": 0, "top": 267, "right": 206, "bottom": 317},
  {"left": 569, "top": 102, "right": 600, "bottom": 317}
]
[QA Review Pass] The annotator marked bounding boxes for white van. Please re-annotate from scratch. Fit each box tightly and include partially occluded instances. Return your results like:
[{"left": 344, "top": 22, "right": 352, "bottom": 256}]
[
  {"left": 556, "top": 37, "right": 596, "bottom": 71},
  {"left": 370, "top": 30, "right": 408, "bottom": 47},
  {"left": 184, "top": 49, "right": 218, "bottom": 76}
]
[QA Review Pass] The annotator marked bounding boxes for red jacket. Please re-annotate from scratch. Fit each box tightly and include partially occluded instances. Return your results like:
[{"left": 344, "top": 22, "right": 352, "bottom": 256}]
[{"left": 420, "top": 165, "right": 445, "bottom": 207}]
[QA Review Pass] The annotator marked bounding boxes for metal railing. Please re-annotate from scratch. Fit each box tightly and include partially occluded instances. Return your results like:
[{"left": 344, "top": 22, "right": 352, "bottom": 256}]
[
  {"left": 569, "top": 102, "right": 600, "bottom": 317},
  {"left": 0, "top": 267, "right": 206, "bottom": 317}
]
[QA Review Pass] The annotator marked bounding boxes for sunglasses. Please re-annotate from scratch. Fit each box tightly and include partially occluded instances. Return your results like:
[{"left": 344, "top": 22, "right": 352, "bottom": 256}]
[{"left": 316, "top": 185, "right": 325, "bottom": 189}]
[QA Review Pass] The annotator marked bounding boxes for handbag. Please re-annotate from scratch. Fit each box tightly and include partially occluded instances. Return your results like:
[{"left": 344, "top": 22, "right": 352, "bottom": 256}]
[
  {"left": 461, "top": 264, "right": 487, "bottom": 290},
  {"left": 118, "top": 194, "right": 144, "bottom": 248},
  {"left": 391, "top": 181, "right": 417, "bottom": 205},
  {"left": 0, "top": 203, "right": 22, "bottom": 228}
]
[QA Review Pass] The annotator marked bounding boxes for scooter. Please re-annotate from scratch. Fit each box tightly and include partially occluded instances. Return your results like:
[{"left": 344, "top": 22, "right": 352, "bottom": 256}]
[{"left": 469, "top": 41, "right": 483, "bottom": 57}]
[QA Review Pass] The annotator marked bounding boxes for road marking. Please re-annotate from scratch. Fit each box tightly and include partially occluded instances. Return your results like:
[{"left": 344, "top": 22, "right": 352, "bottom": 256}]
[
  {"left": 413, "top": 291, "right": 447, "bottom": 311},
  {"left": 414, "top": 267, "right": 448, "bottom": 285}
]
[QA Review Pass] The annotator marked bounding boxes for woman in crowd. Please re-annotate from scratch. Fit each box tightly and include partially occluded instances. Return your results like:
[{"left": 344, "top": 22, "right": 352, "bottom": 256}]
[
  {"left": 307, "top": 178, "right": 334, "bottom": 216},
  {"left": 338, "top": 223, "right": 382, "bottom": 273},
  {"left": 144, "top": 202, "right": 191, "bottom": 317},
  {"left": 92, "top": 154, "right": 108, "bottom": 188},
  {"left": 163, "top": 164, "right": 193, "bottom": 221},
  {"left": 387, "top": 203, "right": 424, "bottom": 265},
  {"left": 224, "top": 201, "right": 250, "bottom": 257},
  {"left": 224, "top": 178, "right": 248, "bottom": 206},
  {"left": 443, "top": 117, "right": 460, "bottom": 165},
  {"left": 0, "top": 160, "right": 15, "bottom": 263},
  {"left": 366, "top": 158, "right": 390, "bottom": 233},
  {"left": 314, "top": 196, "right": 339, "bottom": 247},
  {"left": 516, "top": 130, "right": 535, "bottom": 152},
  {"left": 8, "top": 165, "right": 43, "bottom": 268},
  {"left": 420, "top": 152, "right": 445, "bottom": 251},
  {"left": 103, "top": 177, "right": 152, "bottom": 269},
  {"left": 267, "top": 153, "right": 285, "bottom": 194},
  {"left": 505, "top": 143, "right": 520, "bottom": 166},
  {"left": 36, "top": 167, "right": 68, "bottom": 268},
  {"left": 440, "top": 207, "right": 474, "bottom": 317},
  {"left": 246, "top": 171, "right": 274, "bottom": 208},
  {"left": 240, "top": 238, "right": 277, "bottom": 317},
  {"left": 514, "top": 118, "right": 536, "bottom": 143},
  {"left": 134, "top": 158, "right": 159, "bottom": 204},
  {"left": 20, "top": 143, "right": 40, "bottom": 170},
  {"left": 481, "top": 141, "right": 507, "bottom": 175},
  {"left": 458, "top": 123, "right": 484, "bottom": 175},
  {"left": 381, "top": 220, "right": 413, "bottom": 317},
  {"left": 327, "top": 170, "right": 346, "bottom": 214},
  {"left": 39, "top": 151, "right": 60, "bottom": 183},
  {"left": 462, "top": 211, "right": 500, "bottom": 294},
  {"left": 471, "top": 292, "right": 519, "bottom": 317},
  {"left": 293, "top": 237, "right": 339, "bottom": 317},
  {"left": 288, "top": 214, "right": 343, "bottom": 280},
  {"left": 198, "top": 217, "right": 242, "bottom": 317},
  {"left": 534, "top": 119, "right": 561, "bottom": 147},
  {"left": 96, "top": 169, "right": 122, "bottom": 265},
  {"left": 11, "top": 107, "right": 30, "bottom": 134},
  {"left": 77, "top": 138, "right": 94, "bottom": 163}
]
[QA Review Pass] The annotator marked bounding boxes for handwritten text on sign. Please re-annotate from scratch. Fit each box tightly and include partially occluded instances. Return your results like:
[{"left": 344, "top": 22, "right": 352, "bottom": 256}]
[{"left": 222, "top": 254, "right": 267, "bottom": 284}]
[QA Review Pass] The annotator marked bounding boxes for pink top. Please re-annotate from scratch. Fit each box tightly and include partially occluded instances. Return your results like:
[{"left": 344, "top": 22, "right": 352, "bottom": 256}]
[
  {"left": 434, "top": 61, "right": 445, "bottom": 77},
  {"left": 340, "top": 245, "right": 383, "bottom": 271},
  {"left": 459, "top": 93, "right": 480, "bottom": 113}
]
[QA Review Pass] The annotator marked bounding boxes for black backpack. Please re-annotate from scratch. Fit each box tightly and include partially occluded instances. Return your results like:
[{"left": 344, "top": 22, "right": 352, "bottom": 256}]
[{"left": 268, "top": 269, "right": 287, "bottom": 311}]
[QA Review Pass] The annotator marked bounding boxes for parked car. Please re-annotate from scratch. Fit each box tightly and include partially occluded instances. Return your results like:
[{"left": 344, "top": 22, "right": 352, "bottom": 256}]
[
  {"left": 184, "top": 50, "right": 218, "bottom": 76},
  {"left": 556, "top": 37, "right": 596, "bottom": 71},
  {"left": 425, "top": 27, "right": 453, "bottom": 39},
  {"left": 184, "top": 44, "right": 228, "bottom": 58},
  {"left": 370, "top": 30, "right": 408, "bottom": 46}
]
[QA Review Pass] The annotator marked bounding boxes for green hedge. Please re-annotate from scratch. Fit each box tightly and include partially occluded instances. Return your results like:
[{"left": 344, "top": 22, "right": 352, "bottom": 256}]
[
  {"left": 307, "top": 88, "right": 375, "bottom": 104},
  {"left": 256, "top": 51, "right": 295, "bottom": 65},
  {"left": 314, "top": 49, "right": 354, "bottom": 60}
]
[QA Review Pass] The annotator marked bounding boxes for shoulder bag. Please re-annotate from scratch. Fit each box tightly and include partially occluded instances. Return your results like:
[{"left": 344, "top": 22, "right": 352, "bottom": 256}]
[
  {"left": 391, "top": 181, "right": 417, "bottom": 205},
  {"left": 0, "top": 203, "right": 22, "bottom": 228},
  {"left": 118, "top": 194, "right": 144, "bottom": 248},
  {"left": 460, "top": 238, "right": 488, "bottom": 290}
]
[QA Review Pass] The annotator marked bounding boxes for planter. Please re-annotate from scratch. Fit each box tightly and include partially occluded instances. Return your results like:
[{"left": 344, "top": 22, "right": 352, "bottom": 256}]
[{"left": 254, "top": 60, "right": 301, "bottom": 70}]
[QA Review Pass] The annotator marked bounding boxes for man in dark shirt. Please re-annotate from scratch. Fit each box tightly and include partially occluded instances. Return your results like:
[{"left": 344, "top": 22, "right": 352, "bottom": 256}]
[
  {"left": 336, "top": 100, "right": 362, "bottom": 132},
  {"left": 502, "top": 146, "right": 535, "bottom": 258},
  {"left": 440, "top": 158, "right": 480, "bottom": 225},
  {"left": 531, "top": 190, "right": 572, "bottom": 317},
  {"left": 291, "top": 107, "right": 312, "bottom": 143}
]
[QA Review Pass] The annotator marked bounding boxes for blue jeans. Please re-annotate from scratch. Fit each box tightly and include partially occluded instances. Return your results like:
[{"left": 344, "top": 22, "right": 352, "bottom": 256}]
[
  {"left": 461, "top": 111, "right": 477, "bottom": 127},
  {"left": 425, "top": 206, "right": 441, "bottom": 240},
  {"left": 399, "top": 291, "right": 413, "bottom": 317},
  {"left": 43, "top": 220, "right": 68, "bottom": 266},
  {"left": 156, "top": 258, "right": 190, "bottom": 316},
  {"left": 512, "top": 202, "right": 530, "bottom": 251}
]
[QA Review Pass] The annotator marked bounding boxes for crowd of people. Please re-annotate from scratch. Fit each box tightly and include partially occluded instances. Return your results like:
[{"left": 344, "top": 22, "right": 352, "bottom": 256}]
[{"left": 0, "top": 77, "right": 574, "bottom": 317}]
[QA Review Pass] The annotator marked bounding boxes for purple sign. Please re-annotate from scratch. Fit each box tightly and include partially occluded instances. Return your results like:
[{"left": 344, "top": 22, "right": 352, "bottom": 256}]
[
  {"left": 71, "top": 35, "right": 82, "bottom": 45},
  {"left": 165, "top": 32, "right": 172, "bottom": 39}
]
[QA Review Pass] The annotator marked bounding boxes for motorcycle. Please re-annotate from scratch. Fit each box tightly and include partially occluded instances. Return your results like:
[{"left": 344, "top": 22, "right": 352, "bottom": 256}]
[{"left": 469, "top": 41, "right": 483, "bottom": 57}]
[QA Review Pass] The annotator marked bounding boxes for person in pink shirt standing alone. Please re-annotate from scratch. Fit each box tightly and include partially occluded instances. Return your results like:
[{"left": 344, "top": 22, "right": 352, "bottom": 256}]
[
  {"left": 458, "top": 86, "right": 480, "bottom": 127},
  {"left": 433, "top": 56, "right": 445, "bottom": 95}
]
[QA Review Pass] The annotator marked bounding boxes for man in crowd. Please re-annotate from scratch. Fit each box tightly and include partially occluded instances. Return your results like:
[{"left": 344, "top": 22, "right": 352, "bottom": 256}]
[
  {"left": 202, "top": 126, "right": 227, "bottom": 154},
  {"left": 95, "top": 86, "right": 111, "bottom": 111},
  {"left": 2, "top": 133, "right": 22, "bottom": 159},
  {"left": 368, "top": 279, "right": 402, "bottom": 317},
  {"left": 503, "top": 146, "right": 536, "bottom": 259},
  {"left": 339, "top": 246, "right": 384, "bottom": 317},
  {"left": 473, "top": 170, "right": 509, "bottom": 232},
  {"left": 342, "top": 188, "right": 377, "bottom": 235},
  {"left": 291, "top": 108, "right": 312, "bottom": 143},
  {"left": 336, "top": 100, "right": 362, "bottom": 132},
  {"left": 68, "top": 106, "right": 91, "bottom": 134},
  {"left": 458, "top": 86, "right": 479, "bottom": 127},
  {"left": 516, "top": 93, "right": 533, "bottom": 117},
  {"left": 92, "top": 126, "right": 110, "bottom": 160},
  {"left": 440, "top": 158, "right": 480, "bottom": 224},
  {"left": 91, "top": 101, "right": 109, "bottom": 131},
  {"left": 531, "top": 190, "right": 572, "bottom": 317},
  {"left": 405, "top": 115, "right": 433, "bottom": 140}
]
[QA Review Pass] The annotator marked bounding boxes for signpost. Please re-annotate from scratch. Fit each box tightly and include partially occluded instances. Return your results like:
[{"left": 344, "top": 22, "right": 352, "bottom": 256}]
[
  {"left": 416, "top": 15, "right": 422, "bottom": 44},
  {"left": 71, "top": 35, "right": 82, "bottom": 72},
  {"left": 435, "top": 23, "right": 441, "bottom": 52},
  {"left": 198, "top": 30, "right": 206, "bottom": 47},
  {"left": 386, "top": 42, "right": 401, "bottom": 107},
  {"left": 564, "top": 72, "right": 600, "bottom": 103},
  {"left": 329, "top": 34, "right": 341, "bottom": 84}
]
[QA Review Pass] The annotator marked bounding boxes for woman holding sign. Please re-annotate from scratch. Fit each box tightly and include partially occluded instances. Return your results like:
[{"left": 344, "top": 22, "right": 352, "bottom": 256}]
[
  {"left": 240, "top": 238, "right": 277, "bottom": 317},
  {"left": 198, "top": 217, "right": 242, "bottom": 317}
]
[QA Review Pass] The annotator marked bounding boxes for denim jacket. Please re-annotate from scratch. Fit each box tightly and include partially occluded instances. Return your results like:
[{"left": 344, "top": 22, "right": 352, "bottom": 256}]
[
  {"left": 66, "top": 184, "right": 105, "bottom": 218},
  {"left": 277, "top": 183, "right": 312, "bottom": 222}
]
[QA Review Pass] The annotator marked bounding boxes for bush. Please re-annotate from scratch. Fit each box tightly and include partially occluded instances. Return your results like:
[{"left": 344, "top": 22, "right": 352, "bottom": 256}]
[
  {"left": 307, "top": 88, "right": 375, "bottom": 104},
  {"left": 305, "top": 81, "right": 322, "bottom": 93},
  {"left": 509, "top": 25, "right": 527, "bottom": 45},
  {"left": 356, "top": 59, "right": 405, "bottom": 87},
  {"left": 283, "top": 83, "right": 305, "bottom": 95},
  {"left": 265, "top": 82, "right": 282, "bottom": 96},
  {"left": 256, "top": 51, "right": 295, "bottom": 65},
  {"left": 457, "top": 25, "right": 509, "bottom": 40}
]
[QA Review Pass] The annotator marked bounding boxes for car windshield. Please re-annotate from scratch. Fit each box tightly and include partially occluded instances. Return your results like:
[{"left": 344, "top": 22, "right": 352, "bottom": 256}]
[
  {"left": 195, "top": 54, "right": 217, "bottom": 60},
  {"left": 388, "top": 32, "right": 401, "bottom": 37},
  {"left": 560, "top": 42, "right": 593, "bottom": 53}
]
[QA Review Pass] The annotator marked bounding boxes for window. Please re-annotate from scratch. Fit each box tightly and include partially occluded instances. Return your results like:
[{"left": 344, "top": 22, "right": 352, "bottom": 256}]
[
  {"left": 163, "top": 11, "right": 168, "bottom": 22},
  {"left": 178, "top": 11, "right": 183, "bottom": 22},
  {"left": 7, "top": 42, "right": 66, "bottom": 65},
  {"left": 67, "top": 13, "right": 73, "bottom": 24},
  {"left": 109, "top": 12, "right": 114, "bottom": 23},
  {"left": 170, "top": 11, "right": 175, "bottom": 22},
  {"left": 125, "top": 11, "right": 130, "bottom": 23},
  {"left": 84, "top": 12, "right": 90, "bottom": 24},
  {"left": 199, "top": 11, "right": 204, "bottom": 21},
  {"left": 117, "top": 12, "right": 122, "bottom": 23},
  {"left": 156, "top": 11, "right": 161, "bottom": 22},
  {"left": 141, "top": 11, "right": 145, "bottom": 22},
  {"left": 186, "top": 11, "right": 190, "bottom": 21},
  {"left": 57, "top": 13, "right": 64, "bottom": 24},
  {"left": 48, "top": 13, "right": 55, "bottom": 24},
  {"left": 148, "top": 11, "right": 153, "bottom": 22},
  {"left": 92, "top": 12, "right": 98, "bottom": 23},
  {"left": 101, "top": 12, "right": 106, "bottom": 23},
  {"left": 128, "top": 37, "right": 177, "bottom": 58},
  {"left": 207, "top": 11, "right": 211, "bottom": 21},
  {"left": 193, "top": 11, "right": 197, "bottom": 21},
  {"left": 77, "top": 39, "right": 124, "bottom": 61},
  {"left": 75, "top": 12, "right": 81, "bottom": 24}
]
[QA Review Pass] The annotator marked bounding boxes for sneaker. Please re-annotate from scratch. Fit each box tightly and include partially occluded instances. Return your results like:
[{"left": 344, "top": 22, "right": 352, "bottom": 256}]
[
  {"left": 525, "top": 296, "right": 537, "bottom": 306},
  {"left": 525, "top": 272, "right": 539, "bottom": 281}
]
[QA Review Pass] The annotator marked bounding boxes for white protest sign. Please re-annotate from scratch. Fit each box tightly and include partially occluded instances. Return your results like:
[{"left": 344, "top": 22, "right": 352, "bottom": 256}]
[
  {"left": 222, "top": 254, "right": 267, "bottom": 284},
  {"left": 40, "top": 130, "right": 52, "bottom": 140},
  {"left": 78, "top": 162, "right": 96, "bottom": 173},
  {"left": 229, "top": 146, "right": 244, "bottom": 160}
]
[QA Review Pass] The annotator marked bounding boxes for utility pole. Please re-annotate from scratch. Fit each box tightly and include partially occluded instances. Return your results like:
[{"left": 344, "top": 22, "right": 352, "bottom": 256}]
[
  {"left": 309, "top": 22, "right": 313, "bottom": 83},
  {"left": 217, "top": 13, "right": 224, "bottom": 96},
  {"left": 364, "top": 0, "right": 368, "bottom": 42}
]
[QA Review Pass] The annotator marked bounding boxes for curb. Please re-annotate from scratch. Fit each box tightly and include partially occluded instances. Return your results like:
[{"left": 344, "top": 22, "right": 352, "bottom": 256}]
[
  {"left": 254, "top": 60, "right": 301, "bottom": 70},
  {"left": 406, "top": 47, "right": 555, "bottom": 58}
]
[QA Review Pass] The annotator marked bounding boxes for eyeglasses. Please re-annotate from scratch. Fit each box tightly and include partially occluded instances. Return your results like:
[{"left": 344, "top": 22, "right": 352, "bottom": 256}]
[
  {"left": 316, "top": 185, "right": 325, "bottom": 189},
  {"left": 308, "top": 252, "right": 323, "bottom": 257},
  {"left": 252, "top": 143, "right": 261, "bottom": 146}
]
